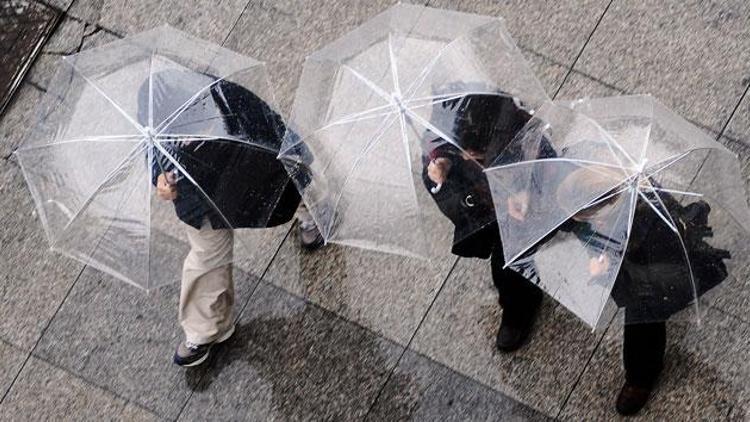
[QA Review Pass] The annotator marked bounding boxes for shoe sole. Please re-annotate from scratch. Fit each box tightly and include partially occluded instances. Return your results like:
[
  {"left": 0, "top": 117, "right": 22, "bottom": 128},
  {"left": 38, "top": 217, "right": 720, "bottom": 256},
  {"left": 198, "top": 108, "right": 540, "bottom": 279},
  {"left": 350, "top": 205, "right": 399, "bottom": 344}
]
[{"left": 179, "top": 324, "right": 236, "bottom": 368}]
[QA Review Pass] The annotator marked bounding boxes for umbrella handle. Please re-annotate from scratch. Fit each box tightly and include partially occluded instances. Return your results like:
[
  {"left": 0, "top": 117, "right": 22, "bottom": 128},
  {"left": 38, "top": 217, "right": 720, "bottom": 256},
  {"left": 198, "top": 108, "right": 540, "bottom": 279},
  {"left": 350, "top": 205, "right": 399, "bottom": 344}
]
[{"left": 430, "top": 183, "right": 442, "bottom": 194}]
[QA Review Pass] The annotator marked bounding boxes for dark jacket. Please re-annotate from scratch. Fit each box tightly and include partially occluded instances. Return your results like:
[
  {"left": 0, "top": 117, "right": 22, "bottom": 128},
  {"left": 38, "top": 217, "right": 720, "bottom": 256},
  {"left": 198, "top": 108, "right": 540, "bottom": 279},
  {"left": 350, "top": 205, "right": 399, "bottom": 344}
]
[
  {"left": 563, "top": 194, "right": 730, "bottom": 323},
  {"left": 142, "top": 71, "right": 300, "bottom": 230},
  {"left": 420, "top": 93, "right": 544, "bottom": 258}
]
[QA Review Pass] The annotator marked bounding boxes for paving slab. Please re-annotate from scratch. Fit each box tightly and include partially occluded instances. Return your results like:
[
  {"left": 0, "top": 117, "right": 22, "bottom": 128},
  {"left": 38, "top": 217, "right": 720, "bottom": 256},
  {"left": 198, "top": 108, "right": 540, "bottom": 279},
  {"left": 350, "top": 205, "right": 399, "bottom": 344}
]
[
  {"left": 573, "top": 0, "right": 750, "bottom": 132},
  {"left": 0, "top": 160, "right": 83, "bottom": 351},
  {"left": 409, "top": 257, "right": 604, "bottom": 416},
  {"left": 0, "top": 0, "right": 60, "bottom": 115},
  {"left": 223, "top": 0, "right": 425, "bottom": 115},
  {"left": 424, "top": 0, "right": 609, "bottom": 68},
  {"left": 179, "top": 281, "right": 405, "bottom": 421},
  {"left": 33, "top": 224, "right": 290, "bottom": 419},
  {"left": 0, "top": 82, "right": 45, "bottom": 158},
  {"left": 1, "top": 16, "right": 121, "bottom": 158},
  {"left": 0, "top": 340, "right": 27, "bottom": 399},
  {"left": 65, "top": 0, "right": 248, "bottom": 44},
  {"left": 723, "top": 88, "right": 750, "bottom": 195},
  {"left": 559, "top": 308, "right": 750, "bottom": 420},
  {"left": 367, "top": 348, "right": 552, "bottom": 421},
  {"left": 553, "top": 69, "right": 625, "bottom": 100},
  {"left": 263, "top": 225, "right": 456, "bottom": 346},
  {"left": 0, "top": 356, "right": 162, "bottom": 421}
]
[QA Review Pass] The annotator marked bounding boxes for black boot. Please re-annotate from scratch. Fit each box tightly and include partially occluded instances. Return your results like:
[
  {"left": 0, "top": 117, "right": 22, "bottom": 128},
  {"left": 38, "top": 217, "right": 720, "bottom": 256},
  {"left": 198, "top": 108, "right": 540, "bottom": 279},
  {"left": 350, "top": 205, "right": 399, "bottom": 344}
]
[
  {"left": 495, "top": 299, "right": 540, "bottom": 352},
  {"left": 615, "top": 382, "right": 653, "bottom": 416}
]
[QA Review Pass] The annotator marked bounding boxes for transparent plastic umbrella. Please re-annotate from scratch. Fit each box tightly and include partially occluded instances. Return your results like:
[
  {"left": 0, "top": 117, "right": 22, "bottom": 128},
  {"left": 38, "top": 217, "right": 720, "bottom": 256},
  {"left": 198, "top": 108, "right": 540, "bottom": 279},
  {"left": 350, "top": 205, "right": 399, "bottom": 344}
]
[
  {"left": 486, "top": 95, "right": 750, "bottom": 330},
  {"left": 15, "top": 26, "right": 295, "bottom": 290},
  {"left": 279, "top": 3, "right": 549, "bottom": 258}
]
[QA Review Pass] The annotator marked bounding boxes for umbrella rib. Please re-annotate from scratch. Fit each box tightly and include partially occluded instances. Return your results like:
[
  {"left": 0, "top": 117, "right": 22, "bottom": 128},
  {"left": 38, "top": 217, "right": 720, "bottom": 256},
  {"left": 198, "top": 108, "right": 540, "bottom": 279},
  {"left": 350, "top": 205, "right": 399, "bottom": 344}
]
[
  {"left": 153, "top": 67, "right": 259, "bottom": 135},
  {"left": 341, "top": 64, "right": 393, "bottom": 104},
  {"left": 651, "top": 187, "right": 703, "bottom": 197},
  {"left": 640, "top": 180, "right": 702, "bottom": 323},
  {"left": 636, "top": 190, "right": 679, "bottom": 234},
  {"left": 64, "top": 59, "right": 147, "bottom": 137},
  {"left": 402, "top": 107, "right": 465, "bottom": 157},
  {"left": 148, "top": 52, "right": 154, "bottom": 129},
  {"left": 388, "top": 34, "right": 401, "bottom": 96},
  {"left": 642, "top": 151, "right": 692, "bottom": 178},
  {"left": 16, "top": 135, "right": 145, "bottom": 151},
  {"left": 54, "top": 141, "right": 148, "bottom": 246},
  {"left": 501, "top": 176, "right": 635, "bottom": 269},
  {"left": 150, "top": 141, "right": 239, "bottom": 231},
  {"left": 643, "top": 147, "right": 736, "bottom": 180},
  {"left": 403, "top": 91, "right": 510, "bottom": 111},
  {"left": 155, "top": 134, "right": 279, "bottom": 154},
  {"left": 486, "top": 157, "right": 636, "bottom": 173},
  {"left": 319, "top": 108, "right": 399, "bottom": 130},
  {"left": 397, "top": 112, "right": 412, "bottom": 174}
]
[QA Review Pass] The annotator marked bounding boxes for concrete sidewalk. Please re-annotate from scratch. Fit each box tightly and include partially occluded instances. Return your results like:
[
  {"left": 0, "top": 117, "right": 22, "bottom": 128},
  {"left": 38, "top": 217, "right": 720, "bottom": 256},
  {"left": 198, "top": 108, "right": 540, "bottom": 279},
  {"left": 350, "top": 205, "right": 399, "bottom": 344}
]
[{"left": 0, "top": 0, "right": 749, "bottom": 420}]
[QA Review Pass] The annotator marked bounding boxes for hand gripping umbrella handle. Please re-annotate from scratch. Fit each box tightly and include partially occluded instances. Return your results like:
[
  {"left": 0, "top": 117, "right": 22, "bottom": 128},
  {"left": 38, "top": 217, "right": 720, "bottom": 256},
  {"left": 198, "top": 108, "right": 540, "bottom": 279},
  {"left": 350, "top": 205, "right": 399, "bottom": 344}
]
[{"left": 430, "top": 183, "right": 442, "bottom": 194}]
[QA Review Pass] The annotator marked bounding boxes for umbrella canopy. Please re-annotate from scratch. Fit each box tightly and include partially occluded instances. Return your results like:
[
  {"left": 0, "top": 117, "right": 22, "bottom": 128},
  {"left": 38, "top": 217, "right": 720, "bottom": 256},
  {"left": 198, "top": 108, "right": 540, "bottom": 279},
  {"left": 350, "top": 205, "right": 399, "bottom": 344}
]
[
  {"left": 279, "top": 3, "right": 549, "bottom": 258},
  {"left": 486, "top": 95, "right": 750, "bottom": 329},
  {"left": 15, "top": 26, "right": 296, "bottom": 290}
]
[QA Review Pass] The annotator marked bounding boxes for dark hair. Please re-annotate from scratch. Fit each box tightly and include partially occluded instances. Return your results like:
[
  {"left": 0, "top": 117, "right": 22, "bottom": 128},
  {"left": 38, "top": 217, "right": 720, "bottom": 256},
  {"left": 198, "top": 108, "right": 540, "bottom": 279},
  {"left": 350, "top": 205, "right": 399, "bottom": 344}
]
[{"left": 430, "top": 84, "right": 532, "bottom": 159}]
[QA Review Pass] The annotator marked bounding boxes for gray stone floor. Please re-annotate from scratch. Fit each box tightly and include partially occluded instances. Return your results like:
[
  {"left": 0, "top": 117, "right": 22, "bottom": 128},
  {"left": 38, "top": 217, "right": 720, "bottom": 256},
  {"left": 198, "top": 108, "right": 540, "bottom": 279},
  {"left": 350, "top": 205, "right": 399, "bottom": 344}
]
[{"left": 1, "top": 0, "right": 749, "bottom": 420}]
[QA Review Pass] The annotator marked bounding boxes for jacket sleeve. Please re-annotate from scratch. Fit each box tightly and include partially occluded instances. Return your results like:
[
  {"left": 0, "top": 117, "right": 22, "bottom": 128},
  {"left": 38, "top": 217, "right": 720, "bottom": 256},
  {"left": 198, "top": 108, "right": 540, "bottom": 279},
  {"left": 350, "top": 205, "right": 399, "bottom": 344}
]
[
  {"left": 421, "top": 141, "right": 467, "bottom": 223},
  {"left": 150, "top": 146, "right": 175, "bottom": 186}
]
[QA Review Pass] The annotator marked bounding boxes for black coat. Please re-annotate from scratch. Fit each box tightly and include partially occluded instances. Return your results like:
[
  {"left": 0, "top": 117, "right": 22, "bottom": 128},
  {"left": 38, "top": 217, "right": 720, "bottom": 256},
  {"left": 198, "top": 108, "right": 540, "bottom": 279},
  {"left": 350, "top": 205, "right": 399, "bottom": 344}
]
[
  {"left": 563, "top": 195, "right": 730, "bottom": 323},
  {"left": 142, "top": 71, "right": 300, "bottom": 230},
  {"left": 420, "top": 93, "right": 543, "bottom": 259}
]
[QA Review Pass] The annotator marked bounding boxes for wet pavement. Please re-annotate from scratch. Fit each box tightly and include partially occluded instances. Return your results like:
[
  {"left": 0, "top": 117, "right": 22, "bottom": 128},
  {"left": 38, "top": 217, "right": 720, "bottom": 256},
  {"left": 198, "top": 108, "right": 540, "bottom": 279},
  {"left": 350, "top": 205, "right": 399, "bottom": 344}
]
[
  {"left": 0, "top": 0, "right": 749, "bottom": 420},
  {"left": 0, "top": 0, "right": 60, "bottom": 116}
]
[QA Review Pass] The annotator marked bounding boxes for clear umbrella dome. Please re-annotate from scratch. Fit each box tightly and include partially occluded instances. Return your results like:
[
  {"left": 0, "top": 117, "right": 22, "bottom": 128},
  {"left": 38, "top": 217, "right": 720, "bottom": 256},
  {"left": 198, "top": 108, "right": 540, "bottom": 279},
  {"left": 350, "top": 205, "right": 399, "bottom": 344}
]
[
  {"left": 15, "top": 26, "right": 287, "bottom": 290},
  {"left": 486, "top": 95, "right": 750, "bottom": 329},
  {"left": 279, "top": 3, "right": 549, "bottom": 258}
]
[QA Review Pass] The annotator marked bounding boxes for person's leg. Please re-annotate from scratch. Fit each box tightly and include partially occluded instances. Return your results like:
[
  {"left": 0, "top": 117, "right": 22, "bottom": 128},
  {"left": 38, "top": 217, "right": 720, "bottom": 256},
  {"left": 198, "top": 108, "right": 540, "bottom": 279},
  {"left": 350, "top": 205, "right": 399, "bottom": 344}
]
[
  {"left": 296, "top": 203, "right": 324, "bottom": 250},
  {"left": 624, "top": 321, "right": 666, "bottom": 386},
  {"left": 175, "top": 219, "right": 235, "bottom": 366},
  {"left": 616, "top": 319, "right": 666, "bottom": 415},
  {"left": 491, "top": 243, "right": 543, "bottom": 351}
]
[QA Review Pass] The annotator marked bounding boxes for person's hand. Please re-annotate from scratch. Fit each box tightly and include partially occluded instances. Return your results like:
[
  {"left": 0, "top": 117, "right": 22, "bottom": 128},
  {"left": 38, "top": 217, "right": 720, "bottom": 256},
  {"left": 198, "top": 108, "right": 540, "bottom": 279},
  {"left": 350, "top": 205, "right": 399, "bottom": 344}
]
[
  {"left": 156, "top": 171, "right": 177, "bottom": 201},
  {"left": 589, "top": 254, "right": 610, "bottom": 276},
  {"left": 507, "top": 191, "right": 529, "bottom": 221},
  {"left": 427, "top": 157, "right": 452, "bottom": 185}
]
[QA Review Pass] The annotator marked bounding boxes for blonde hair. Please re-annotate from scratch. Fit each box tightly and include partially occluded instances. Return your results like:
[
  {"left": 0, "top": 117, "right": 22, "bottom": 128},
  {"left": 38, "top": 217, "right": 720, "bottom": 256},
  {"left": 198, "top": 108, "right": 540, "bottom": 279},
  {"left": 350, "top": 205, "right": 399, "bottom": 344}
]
[{"left": 556, "top": 167, "right": 626, "bottom": 220}]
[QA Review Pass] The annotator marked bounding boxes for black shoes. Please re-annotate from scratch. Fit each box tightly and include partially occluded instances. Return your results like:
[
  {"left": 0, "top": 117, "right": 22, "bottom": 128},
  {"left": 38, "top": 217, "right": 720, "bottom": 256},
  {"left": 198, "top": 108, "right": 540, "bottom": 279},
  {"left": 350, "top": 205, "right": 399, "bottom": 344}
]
[
  {"left": 616, "top": 382, "right": 653, "bottom": 416},
  {"left": 174, "top": 324, "right": 235, "bottom": 367},
  {"left": 495, "top": 302, "right": 540, "bottom": 352},
  {"left": 299, "top": 220, "right": 325, "bottom": 251}
]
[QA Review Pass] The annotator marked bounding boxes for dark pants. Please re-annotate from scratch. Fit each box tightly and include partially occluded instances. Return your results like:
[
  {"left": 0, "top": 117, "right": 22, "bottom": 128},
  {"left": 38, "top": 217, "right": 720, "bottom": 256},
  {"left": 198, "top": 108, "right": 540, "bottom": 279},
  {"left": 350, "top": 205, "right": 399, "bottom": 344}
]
[
  {"left": 623, "top": 320, "right": 666, "bottom": 387},
  {"left": 490, "top": 242, "right": 543, "bottom": 326},
  {"left": 490, "top": 243, "right": 666, "bottom": 387}
]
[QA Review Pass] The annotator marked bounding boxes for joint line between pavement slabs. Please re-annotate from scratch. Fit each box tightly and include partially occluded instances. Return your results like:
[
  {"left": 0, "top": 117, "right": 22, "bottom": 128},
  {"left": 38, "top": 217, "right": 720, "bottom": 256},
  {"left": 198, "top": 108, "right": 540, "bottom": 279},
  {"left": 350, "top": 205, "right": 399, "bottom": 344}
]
[
  {"left": 552, "top": 0, "right": 615, "bottom": 100},
  {"left": 555, "top": 310, "right": 618, "bottom": 419},
  {"left": 0, "top": 264, "right": 87, "bottom": 405},
  {"left": 362, "top": 255, "right": 461, "bottom": 421},
  {"left": 19, "top": 351, "right": 164, "bottom": 418},
  {"left": 716, "top": 80, "right": 750, "bottom": 140},
  {"left": 172, "top": 222, "right": 294, "bottom": 422},
  {"left": 220, "top": 0, "right": 254, "bottom": 47}
]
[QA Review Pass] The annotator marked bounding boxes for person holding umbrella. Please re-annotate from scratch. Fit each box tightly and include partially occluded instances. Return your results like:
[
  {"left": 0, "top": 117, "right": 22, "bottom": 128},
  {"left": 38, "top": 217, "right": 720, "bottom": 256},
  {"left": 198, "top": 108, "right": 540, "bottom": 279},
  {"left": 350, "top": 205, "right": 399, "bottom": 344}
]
[
  {"left": 144, "top": 69, "right": 302, "bottom": 367},
  {"left": 15, "top": 26, "right": 322, "bottom": 368},
  {"left": 422, "top": 85, "right": 554, "bottom": 352},
  {"left": 554, "top": 168, "right": 729, "bottom": 414},
  {"left": 484, "top": 97, "right": 745, "bottom": 415}
]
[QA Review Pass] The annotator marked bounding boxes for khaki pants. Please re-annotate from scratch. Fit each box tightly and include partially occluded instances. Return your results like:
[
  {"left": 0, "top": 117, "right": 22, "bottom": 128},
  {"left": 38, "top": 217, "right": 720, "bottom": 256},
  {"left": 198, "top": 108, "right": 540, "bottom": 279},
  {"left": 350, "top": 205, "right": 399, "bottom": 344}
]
[{"left": 180, "top": 218, "right": 235, "bottom": 344}]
